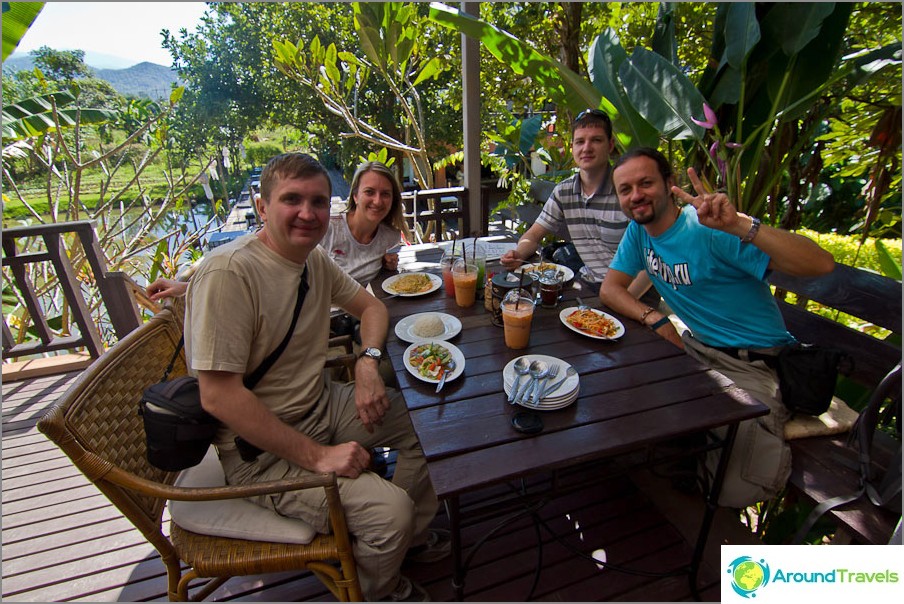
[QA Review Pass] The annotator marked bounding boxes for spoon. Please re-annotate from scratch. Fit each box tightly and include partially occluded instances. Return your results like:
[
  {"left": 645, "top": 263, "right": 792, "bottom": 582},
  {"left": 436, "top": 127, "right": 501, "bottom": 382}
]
[
  {"left": 529, "top": 363, "right": 551, "bottom": 406},
  {"left": 576, "top": 296, "right": 590, "bottom": 310},
  {"left": 436, "top": 359, "right": 456, "bottom": 393},
  {"left": 518, "top": 360, "right": 547, "bottom": 405},
  {"left": 508, "top": 357, "right": 531, "bottom": 403}
]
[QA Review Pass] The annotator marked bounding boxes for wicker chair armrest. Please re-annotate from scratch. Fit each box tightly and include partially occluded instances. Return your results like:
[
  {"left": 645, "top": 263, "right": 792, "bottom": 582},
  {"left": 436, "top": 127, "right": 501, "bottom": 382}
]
[
  {"left": 328, "top": 334, "right": 354, "bottom": 354},
  {"left": 102, "top": 463, "right": 339, "bottom": 502},
  {"left": 325, "top": 353, "right": 356, "bottom": 371}
]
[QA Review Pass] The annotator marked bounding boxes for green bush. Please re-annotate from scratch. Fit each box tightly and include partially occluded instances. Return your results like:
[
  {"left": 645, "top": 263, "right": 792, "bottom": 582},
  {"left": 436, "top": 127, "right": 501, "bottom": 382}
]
[
  {"left": 798, "top": 229, "right": 902, "bottom": 274},
  {"left": 245, "top": 141, "right": 285, "bottom": 168}
]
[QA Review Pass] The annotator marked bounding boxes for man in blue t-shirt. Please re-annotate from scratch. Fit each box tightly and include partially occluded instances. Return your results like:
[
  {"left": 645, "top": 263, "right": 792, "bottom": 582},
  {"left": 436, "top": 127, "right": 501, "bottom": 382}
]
[{"left": 601, "top": 147, "right": 835, "bottom": 507}]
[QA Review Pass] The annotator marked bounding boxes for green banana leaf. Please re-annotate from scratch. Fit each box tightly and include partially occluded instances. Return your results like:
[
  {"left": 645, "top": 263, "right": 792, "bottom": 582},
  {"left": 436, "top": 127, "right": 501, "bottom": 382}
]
[
  {"left": 619, "top": 47, "right": 707, "bottom": 141},
  {"left": 723, "top": 2, "right": 760, "bottom": 69},
  {"left": 588, "top": 30, "right": 660, "bottom": 149},
  {"left": 427, "top": 2, "right": 615, "bottom": 118},
  {"left": 2, "top": 90, "right": 118, "bottom": 143},
  {"left": 875, "top": 240, "right": 903, "bottom": 281},
  {"left": 1, "top": 2, "right": 43, "bottom": 62}
]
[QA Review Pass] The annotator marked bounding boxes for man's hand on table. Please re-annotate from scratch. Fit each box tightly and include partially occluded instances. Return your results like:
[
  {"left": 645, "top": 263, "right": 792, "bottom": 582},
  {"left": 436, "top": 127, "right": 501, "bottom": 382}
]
[
  {"left": 499, "top": 250, "right": 524, "bottom": 270},
  {"left": 354, "top": 356, "right": 391, "bottom": 433}
]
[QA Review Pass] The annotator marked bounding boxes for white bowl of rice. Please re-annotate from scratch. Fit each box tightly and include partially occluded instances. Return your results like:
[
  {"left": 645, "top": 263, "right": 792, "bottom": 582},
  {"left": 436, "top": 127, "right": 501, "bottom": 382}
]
[{"left": 412, "top": 314, "right": 445, "bottom": 338}]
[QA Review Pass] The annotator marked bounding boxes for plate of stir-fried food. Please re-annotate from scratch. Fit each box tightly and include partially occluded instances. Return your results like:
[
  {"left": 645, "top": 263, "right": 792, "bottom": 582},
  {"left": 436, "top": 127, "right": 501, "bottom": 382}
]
[
  {"left": 404, "top": 341, "right": 465, "bottom": 385},
  {"left": 560, "top": 307, "right": 625, "bottom": 340},
  {"left": 516, "top": 262, "right": 575, "bottom": 283},
  {"left": 382, "top": 272, "right": 442, "bottom": 296}
]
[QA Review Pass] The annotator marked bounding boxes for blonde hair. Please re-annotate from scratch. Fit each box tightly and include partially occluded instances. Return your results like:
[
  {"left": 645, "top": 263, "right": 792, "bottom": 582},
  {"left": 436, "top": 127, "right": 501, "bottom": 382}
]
[{"left": 348, "top": 161, "right": 411, "bottom": 240}]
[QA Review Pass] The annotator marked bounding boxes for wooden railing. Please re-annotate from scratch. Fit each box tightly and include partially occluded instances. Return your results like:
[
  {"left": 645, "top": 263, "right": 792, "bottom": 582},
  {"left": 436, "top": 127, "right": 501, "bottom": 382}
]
[
  {"left": 402, "top": 187, "right": 469, "bottom": 242},
  {"left": 2, "top": 221, "right": 141, "bottom": 361}
]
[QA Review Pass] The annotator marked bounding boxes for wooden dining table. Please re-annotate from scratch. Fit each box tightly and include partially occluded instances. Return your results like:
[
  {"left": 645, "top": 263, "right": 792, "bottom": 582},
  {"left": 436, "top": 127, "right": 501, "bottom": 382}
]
[{"left": 374, "top": 241, "right": 769, "bottom": 600}]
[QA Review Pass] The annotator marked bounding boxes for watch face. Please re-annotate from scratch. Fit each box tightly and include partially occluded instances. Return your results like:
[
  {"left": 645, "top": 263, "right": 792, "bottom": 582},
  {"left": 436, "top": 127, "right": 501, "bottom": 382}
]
[{"left": 364, "top": 347, "right": 382, "bottom": 359}]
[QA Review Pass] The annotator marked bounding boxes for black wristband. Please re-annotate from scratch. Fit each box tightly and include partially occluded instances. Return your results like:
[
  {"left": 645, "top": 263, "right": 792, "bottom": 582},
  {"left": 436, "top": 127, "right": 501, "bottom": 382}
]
[{"left": 649, "top": 316, "right": 671, "bottom": 331}]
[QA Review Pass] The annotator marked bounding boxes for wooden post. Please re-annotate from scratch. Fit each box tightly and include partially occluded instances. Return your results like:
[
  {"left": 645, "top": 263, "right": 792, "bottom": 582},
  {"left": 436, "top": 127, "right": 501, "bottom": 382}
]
[{"left": 461, "top": 1, "right": 483, "bottom": 237}]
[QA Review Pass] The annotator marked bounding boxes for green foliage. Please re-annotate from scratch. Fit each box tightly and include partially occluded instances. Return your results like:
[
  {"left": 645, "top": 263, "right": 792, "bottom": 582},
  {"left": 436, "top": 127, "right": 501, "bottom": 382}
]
[
  {"left": 359, "top": 147, "right": 395, "bottom": 168},
  {"left": 31, "top": 46, "right": 92, "bottom": 81},
  {"left": 1, "top": 89, "right": 118, "bottom": 143},
  {"left": 245, "top": 140, "right": 284, "bottom": 167},
  {"left": 1, "top": 1, "right": 43, "bottom": 61},
  {"left": 875, "top": 239, "right": 903, "bottom": 281},
  {"left": 800, "top": 228, "right": 902, "bottom": 272},
  {"left": 428, "top": 3, "right": 615, "bottom": 123}
]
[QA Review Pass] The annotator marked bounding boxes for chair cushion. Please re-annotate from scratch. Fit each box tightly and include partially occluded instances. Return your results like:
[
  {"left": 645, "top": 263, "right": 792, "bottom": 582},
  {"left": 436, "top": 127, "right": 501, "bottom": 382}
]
[
  {"left": 784, "top": 397, "right": 859, "bottom": 440},
  {"left": 169, "top": 447, "right": 317, "bottom": 544}
]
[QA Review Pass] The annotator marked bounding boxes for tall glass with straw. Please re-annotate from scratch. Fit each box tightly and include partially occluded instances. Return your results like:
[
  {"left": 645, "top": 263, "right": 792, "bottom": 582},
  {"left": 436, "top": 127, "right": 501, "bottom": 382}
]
[{"left": 500, "top": 276, "right": 534, "bottom": 349}]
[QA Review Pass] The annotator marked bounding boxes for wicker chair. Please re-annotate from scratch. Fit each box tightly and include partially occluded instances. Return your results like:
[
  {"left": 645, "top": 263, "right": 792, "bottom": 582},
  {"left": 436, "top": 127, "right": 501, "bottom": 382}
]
[{"left": 37, "top": 308, "right": 362, "bottom": 601}]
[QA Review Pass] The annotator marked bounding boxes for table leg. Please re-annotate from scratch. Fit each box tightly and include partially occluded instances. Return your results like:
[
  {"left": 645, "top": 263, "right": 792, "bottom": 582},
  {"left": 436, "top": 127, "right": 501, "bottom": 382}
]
[
  {"left": 444, "top": 497, "right": 465, "bottom": 600},
  {"left": 689, "top": 422, "right": 739, "bottom": 600}
]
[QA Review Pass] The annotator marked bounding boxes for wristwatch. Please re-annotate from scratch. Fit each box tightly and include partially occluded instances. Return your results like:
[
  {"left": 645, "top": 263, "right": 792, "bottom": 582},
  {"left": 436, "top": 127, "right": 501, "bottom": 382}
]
[{"left": 359, "top": 347, "right": 383, "bottom": 362}]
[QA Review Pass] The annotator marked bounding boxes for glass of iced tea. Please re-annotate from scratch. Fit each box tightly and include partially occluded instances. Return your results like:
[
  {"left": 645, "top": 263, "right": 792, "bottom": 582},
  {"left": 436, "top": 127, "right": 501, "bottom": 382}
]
[
  {"left": 440, "top": 251, "right": 460, "bottom": 297},
  {"left": 452, "top": 259, "right": 478, "bottom": 307},
  {"left": 501, "top": 291, "right": 535, "bottom": 349},
  {"left": 538, "top": 269, "right": 564, "bottom": 308}
]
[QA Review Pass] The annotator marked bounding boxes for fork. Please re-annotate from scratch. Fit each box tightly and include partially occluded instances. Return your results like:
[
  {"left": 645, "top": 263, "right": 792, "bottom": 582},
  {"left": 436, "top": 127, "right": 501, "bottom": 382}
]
[
  {"left": 533, "top": 363, "right": 560, "bottom": 405},
  {"left": 541, "top": 366, "right": 578, "bottom": 398}
]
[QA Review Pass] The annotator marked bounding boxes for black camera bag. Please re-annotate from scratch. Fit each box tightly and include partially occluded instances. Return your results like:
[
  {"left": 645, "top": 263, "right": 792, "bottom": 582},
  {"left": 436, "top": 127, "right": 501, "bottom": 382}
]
[{"left": 139, "top": 376, "right": 218, "bottom": 471}]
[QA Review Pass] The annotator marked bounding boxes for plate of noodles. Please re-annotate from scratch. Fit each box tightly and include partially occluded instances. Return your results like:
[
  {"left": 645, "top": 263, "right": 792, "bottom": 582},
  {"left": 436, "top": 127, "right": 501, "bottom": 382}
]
[
  {"left": 559, "top": 307, "right": 625, "bottom": 340},
  {"left": 395, "top": 312, "right": 462, "bottom": 343},
  {"left": 382, "top": 272, "right": 442, "bottom": 297}
]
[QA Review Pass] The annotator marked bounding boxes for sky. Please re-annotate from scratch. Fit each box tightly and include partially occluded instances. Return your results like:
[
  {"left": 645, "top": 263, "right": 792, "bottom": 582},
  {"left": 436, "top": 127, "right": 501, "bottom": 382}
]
[{"left": 12, "top": 2, "right": 210, "bottom": 68}]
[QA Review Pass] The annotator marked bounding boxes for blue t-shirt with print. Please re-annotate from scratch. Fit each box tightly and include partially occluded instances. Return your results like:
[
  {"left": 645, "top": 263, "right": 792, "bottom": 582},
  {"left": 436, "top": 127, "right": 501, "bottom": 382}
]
[{"left": 610, "top": 206, "right": 795, "bottom": 349}]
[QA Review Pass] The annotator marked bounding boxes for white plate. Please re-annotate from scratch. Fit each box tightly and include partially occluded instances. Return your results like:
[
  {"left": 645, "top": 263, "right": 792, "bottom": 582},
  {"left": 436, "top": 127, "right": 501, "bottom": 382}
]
[
  {"left": 516, "top": 262, "right": 575, "bottom": 283},
  {"left": 502, "top": 355, "right": 580, "bottom": 406},
  {"left": 382, "top": 272, "right": 442, "bottom": 297},
  {"left": 559, "top": 307, "right": 625, "bottom": 340},
  {"left": 518, "top": 386, "right": 580, "bottom": 411},
  {"left": 404, "top": 341, "right": 465, "bottom": 385},
  {"left": 394, "top": 312, "right": 462, "bottom": 343}
]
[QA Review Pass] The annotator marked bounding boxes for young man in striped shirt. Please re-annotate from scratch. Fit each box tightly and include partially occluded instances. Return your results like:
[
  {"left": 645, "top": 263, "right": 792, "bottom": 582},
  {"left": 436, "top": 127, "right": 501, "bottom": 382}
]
[{"left": 500, "top": 109, "right": 651, "bottom": 299}]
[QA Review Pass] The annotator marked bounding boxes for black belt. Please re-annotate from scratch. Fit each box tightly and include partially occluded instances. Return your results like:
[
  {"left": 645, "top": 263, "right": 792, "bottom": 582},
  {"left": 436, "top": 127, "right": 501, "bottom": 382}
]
[{"left": 711, "top": 346, "right": 779, "bottom": 367}]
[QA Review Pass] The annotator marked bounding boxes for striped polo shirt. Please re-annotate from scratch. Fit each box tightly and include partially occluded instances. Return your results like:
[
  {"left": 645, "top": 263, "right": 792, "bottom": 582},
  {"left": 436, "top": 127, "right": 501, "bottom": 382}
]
[{"left": 534, "top": 167, "right": 630, "bottom": 283}]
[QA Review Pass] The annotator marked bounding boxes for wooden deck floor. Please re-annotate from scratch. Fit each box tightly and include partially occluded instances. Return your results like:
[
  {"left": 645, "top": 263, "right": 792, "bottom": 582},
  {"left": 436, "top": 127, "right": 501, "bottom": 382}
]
[{"left": 2, "top": 371, "right": 760, "bottom": 602}]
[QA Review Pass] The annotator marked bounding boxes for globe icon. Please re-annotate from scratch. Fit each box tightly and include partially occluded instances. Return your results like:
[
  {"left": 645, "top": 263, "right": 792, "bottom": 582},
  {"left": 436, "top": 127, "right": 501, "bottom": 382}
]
[
  {"left": 734, "top": 560, "right": 764, "bottom": 592},
  {"left": 727, "top": 556, "right": 770, "bottom": 598}
]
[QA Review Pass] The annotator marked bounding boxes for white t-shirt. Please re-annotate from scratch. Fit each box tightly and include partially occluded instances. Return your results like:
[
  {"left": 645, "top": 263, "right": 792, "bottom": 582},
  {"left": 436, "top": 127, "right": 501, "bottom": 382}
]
[{"left": 320, "top": 214, "right": 401, "bottom": 284}]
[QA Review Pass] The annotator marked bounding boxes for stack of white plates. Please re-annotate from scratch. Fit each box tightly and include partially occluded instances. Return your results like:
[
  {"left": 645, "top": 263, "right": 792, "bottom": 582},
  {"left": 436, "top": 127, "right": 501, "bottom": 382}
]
[{"left": 502, "top": 354, "right": 579, "bottom": 411}]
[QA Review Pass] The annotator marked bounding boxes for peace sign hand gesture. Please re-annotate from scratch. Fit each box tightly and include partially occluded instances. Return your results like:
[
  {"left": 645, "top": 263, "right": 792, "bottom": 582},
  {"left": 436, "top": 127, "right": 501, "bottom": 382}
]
[{"left": 670, "top": 168, "right": 747, "bottom": 237}]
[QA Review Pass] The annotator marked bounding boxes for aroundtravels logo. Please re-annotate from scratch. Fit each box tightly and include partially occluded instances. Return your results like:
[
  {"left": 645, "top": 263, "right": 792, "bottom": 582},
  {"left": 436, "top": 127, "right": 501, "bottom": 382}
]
[{"left": 727, "top": 556, "right": 771, "bottom": 598}]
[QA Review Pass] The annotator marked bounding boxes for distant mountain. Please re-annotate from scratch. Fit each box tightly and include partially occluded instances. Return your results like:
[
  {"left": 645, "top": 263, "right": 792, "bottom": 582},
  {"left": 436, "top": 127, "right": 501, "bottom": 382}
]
[
  {"left": 96, "top": 63, "right": 180, "bottom": 100},
  {"left": 3, "top": 55, "right": 37, "bottom": 73},
  {"left": 2, "top": 56, "right": 179, "bottom": 101}
]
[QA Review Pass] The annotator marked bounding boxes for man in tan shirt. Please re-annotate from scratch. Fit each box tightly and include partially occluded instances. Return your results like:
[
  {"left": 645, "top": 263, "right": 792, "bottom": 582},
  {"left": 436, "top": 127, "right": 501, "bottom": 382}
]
[{"left": 185, "top": 153, "right": 443, "bottom": 601}]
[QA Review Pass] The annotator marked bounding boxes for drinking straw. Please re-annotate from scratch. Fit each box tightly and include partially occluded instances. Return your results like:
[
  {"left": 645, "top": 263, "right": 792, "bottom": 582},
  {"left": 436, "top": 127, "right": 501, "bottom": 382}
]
[{"left": 516, "top": 271, "right": 526, "bottom": 310}]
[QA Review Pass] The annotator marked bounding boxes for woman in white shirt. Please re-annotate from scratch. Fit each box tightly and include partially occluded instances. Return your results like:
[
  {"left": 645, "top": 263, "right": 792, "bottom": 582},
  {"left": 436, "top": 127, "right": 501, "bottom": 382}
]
[{"left": 320, "top": 161, "right": 410, "bottom": 284}]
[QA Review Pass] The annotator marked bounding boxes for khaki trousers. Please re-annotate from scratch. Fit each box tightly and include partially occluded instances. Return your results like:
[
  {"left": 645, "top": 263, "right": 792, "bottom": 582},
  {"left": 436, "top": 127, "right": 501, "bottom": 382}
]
[
  {"left": 219, "top": 377, "right": 438, "bottom": 600},
  {"left": 682, "top": 332, "right": 792, "bottom": 508}
]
